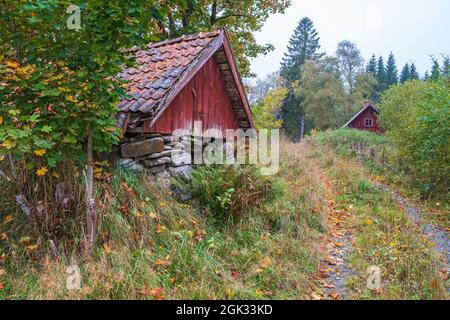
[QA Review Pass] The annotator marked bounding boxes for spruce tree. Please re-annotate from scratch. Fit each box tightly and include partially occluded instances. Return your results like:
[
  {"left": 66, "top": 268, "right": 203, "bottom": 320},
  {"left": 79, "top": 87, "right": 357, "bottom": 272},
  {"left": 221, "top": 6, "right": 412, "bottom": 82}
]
[
  {"left": 376, "top": 56, "right": 387, "bottom": 92},
  {"left": 442, "top": 56, "right": 450, "bottom": 78},
  {"left": 280, "top": 17, "right": 324, "bottom": 82},
  {"left": 366, "top": 54, "right": 377, "bottom": 74},
  {"left": 409, "top": 63, "right": 420, "bottom": 80},
  {"left": 280, "top": 17, "right": 323, "bottom": 139},
  {"left": 385, "top": 52, "right": 399, "bottom": 87},
  {"left": 430, "top": 58, "right": 441, "bottom": 80},
  {"left": 400, "top": 63, "right": 410, "bottom": 83}
]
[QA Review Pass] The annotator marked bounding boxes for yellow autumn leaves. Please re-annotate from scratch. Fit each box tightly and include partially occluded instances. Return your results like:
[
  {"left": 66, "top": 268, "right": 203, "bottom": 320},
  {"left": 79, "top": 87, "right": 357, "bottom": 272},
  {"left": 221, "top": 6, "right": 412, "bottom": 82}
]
[{"left": 36, "top": 167, "right": 48, "bottom": 176}]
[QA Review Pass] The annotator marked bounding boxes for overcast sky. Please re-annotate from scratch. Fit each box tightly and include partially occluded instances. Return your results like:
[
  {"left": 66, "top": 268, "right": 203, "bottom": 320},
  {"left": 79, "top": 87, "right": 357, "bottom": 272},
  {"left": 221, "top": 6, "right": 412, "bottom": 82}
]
[{"left": 250, "top": 0, "right": 450, "bottom": 80}]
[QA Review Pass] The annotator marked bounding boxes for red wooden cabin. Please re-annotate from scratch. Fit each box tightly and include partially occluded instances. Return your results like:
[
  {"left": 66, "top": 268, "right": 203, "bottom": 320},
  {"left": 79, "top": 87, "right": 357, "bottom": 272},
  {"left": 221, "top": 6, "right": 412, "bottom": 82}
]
[
  {"left": 342, "top": 103, "right": 382, "bottom": 133},
  {"left": 116, "top": 29, "right": 255, "bottom": 138}
]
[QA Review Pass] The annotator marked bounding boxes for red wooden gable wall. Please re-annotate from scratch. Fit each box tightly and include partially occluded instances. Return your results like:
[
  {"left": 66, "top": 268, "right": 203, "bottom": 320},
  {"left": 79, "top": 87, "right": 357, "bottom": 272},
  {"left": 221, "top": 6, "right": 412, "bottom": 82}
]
[
  {"left": 347, "top": 107, "right": 382, "bottom": 133},
  {"left": 144, "top": 56, "right": 239, "bottom": 137}
]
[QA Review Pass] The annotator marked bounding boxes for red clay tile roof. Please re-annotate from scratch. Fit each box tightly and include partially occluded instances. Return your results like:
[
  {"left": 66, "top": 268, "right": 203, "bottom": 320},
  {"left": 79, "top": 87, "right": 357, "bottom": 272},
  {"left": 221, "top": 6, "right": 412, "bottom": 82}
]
[{"left": 118, "top": 30, "right": 221, "bottom": 115}]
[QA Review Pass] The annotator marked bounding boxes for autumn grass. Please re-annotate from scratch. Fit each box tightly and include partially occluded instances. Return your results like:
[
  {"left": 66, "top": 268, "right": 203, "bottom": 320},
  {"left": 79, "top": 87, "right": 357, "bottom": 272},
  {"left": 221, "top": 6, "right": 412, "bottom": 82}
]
[
  {"left": 309, "top": 142, "right": 449, "bottom": 299},
  {"left": 0, "top": 138, "right": 327, "bottom": 300},
  {"left": 314, "top": 129, "right": 449, "bottom": 229}
]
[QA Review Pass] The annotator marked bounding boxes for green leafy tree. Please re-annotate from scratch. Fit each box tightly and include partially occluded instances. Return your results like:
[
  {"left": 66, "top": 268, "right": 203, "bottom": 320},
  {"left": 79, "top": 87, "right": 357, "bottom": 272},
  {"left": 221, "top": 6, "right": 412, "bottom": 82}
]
[
  {"left": 251, "top": 87, "right": 287, "bottom": 130},
  {"left": 159, "top": 0, "right": 291, "bottom": 77},
  {"left": 385, "top": 52, "right": 399, "bottom": 87},
  {"left": 400, "top": 63, "right": 410, "bottom": 83},
  {"left": 378, "top": 79, "right": 450, "bottom": 194},
  {"left": 279, "top": 17, "right": 324, "bottom": 139},
  {"left": 296, "top": 57, "right": 345, "bottom": 130},
  {"left": 409, "top": 63, "right": 420, "bottom": 80},
  {"left": 0, "top": 0, "right": 169, "bottom": 251},
  {"left": 336, "top": 40, "right": 368, "bottom": 118}
]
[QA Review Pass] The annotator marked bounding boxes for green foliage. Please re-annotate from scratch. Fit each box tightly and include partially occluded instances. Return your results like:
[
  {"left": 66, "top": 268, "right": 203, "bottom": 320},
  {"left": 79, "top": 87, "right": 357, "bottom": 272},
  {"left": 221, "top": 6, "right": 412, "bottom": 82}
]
[
  {"left": 378, "top": 79, "right": 450, "bottom": 194},
  {"left": 157, "top": 0, "right": 291, "bottom": 77},
  {"left": 314, "top": 129, "right": 389, "bottom": 154},
  {"left": 430, "top": 58, "right": 441, "bottom": 80},
  {"left": 280, "top": 17, "right": 324, "bottom": 83},
  {"left": 409, "top": 63, "right": 420, "bottom": 80},
  {"left": 296, "top": 57, "right": 344, "bottom": 130},
  {"left": 400, "top": 63, "right": 410, "bottom": 83},
  {"left": 376, "top": 56, "right": 387, "bottom": 94},
  {"left": 189, "top": 165, "right": 281, "bottom": 220},
  {"left": 442, "top": 56, "right": 450, "bottom": 78},
  {"left": 366, "top": 54, "right": 377, "bottom": 74},
  {"left": 295, "top": 53, "right": 377, "bottom": 131},
  {"left": 385, "top": 52, "right": 399, "bottom": 88},
  {"left": 0, "top": 0, "right": 168, "bottom": 172},
  {"left": 280, "top": 17, "right": 323, "bottom": 139},
  {"left": 251, "top": 87, "right": 287, "bottom": 130}
]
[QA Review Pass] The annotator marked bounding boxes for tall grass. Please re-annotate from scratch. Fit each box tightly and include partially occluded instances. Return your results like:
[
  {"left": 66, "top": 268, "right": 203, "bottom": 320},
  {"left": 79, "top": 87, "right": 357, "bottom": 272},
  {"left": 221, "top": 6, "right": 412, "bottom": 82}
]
[
  {"left": 0, "top": 138, "right": 328, "bottom": 300},
  {"left": 314, "top": 144, "right": 448, "bottom": 299}
]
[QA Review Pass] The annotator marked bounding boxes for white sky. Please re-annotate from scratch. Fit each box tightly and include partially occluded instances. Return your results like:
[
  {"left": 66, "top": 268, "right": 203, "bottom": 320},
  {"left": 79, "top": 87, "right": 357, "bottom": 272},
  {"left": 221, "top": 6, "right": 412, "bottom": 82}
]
[{"left": 250, "top": 0, "right": 450, "bottom": 79}]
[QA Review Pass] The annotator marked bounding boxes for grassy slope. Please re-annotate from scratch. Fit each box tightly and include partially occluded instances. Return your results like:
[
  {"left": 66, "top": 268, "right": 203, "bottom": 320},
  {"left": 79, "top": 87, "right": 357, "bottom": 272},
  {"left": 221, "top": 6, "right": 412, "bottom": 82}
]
[
  {"left": 310, "top": 136, "right": 449, "bottom": 299},
  {"left": 1, "top": 133, "right": 447, "bottom": 300},
  {"left": 314, "top": 129, "right": 449, "bottom": 229},
  {"left": 0, "top": 139, "right": 328, "bottom": 300}
]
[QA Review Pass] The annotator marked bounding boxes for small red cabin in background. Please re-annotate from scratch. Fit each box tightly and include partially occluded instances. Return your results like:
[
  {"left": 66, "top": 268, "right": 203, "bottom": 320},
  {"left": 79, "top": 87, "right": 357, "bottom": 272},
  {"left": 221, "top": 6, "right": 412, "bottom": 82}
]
[{"left": 342, "top": 103, "right": 382, "bottom": 134}]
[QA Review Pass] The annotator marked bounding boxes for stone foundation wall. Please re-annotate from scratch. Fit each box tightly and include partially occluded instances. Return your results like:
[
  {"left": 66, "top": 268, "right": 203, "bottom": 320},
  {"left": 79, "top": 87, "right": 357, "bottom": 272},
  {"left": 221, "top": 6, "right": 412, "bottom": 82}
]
[{"left": 119, "top": 134, "right": 195, "bottom": 182}]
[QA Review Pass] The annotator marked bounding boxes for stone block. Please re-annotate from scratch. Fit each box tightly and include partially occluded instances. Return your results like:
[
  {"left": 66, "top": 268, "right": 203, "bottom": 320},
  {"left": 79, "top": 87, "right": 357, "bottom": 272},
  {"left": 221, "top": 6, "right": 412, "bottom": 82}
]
[{"left": 121, "top": 138, "right": 164, "bottom": 158}]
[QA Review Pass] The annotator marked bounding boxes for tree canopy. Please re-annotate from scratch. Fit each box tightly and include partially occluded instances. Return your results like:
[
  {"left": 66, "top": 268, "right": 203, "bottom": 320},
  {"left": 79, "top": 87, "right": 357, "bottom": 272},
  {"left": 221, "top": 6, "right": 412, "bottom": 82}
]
[{"left": 157, "top": 0, "right": 291, "bottom": 77}]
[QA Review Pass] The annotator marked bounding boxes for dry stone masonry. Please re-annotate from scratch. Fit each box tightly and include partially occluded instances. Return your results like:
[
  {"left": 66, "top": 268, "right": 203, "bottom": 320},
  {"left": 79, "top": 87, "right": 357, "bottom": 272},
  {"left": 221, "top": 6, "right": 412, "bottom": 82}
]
[{"left": 119, "top": 134, "right": 195, "bottom": 183}]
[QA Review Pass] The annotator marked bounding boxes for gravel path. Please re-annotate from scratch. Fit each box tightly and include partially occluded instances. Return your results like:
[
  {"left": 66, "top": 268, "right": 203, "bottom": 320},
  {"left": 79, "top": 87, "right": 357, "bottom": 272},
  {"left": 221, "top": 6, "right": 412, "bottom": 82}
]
[
  {"left": 316, "top": 173, "right": 355, "bottom": 300},
  {"left": 372, "top": 181, "right": 450, "bottom": 282},
  {"left": 322, "top": 222, "right": 354, "bottom": 299}
]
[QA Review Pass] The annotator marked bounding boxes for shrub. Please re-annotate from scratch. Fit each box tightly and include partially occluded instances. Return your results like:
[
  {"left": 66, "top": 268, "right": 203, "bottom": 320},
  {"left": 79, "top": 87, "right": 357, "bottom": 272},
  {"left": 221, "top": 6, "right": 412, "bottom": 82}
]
[
  {"left": 189, "top": 165, "right": 281, "bottom": 220},
  {"left": 378, "top": 79, "right": 450, "bottom": 194}
]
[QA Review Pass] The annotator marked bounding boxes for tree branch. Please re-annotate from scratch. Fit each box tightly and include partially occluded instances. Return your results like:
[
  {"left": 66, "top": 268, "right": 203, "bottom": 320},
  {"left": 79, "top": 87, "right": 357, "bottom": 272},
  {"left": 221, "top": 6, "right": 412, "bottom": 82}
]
[{"left": 213, "top": 13, "right": 253, "bottom": 24}]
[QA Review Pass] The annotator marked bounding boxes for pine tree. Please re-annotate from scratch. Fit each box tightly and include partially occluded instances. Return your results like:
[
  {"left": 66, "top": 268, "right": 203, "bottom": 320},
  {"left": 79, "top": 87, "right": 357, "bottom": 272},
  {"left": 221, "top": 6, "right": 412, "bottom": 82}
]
[
  {"left": 366, "top": 54, "right": 377, "bottom": 74},
  {"left": 385, "top": 52, "right": 399, "bottom": 87},
  {"left": 424, "top": 70, "right": 430, "bottom": 81},
  {"left": 409, "top": 63, "right": 420, "bottom": 80},
  {"left": 280, "top": 17, "right": 323, "bottom": 139},
  {"left": 430, "top": 58, "right": 440, "bottom": 80},
  {"left": 442, "top": 55, "right": 450, "bottom": 78},
  {"left": 376, "top": 56, "right": 387, "bottom": 92},
  {"left": 400, "top": 63, "right": 410, "bottom": 83},
  {"left": 280, "top": 17, "right": 324, "bottom": 82}
]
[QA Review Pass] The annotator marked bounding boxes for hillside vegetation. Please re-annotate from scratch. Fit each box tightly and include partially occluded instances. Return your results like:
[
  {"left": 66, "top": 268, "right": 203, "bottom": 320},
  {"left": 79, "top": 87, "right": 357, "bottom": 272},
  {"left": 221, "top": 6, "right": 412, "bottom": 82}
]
[{"left": 0, "top": 139, "right": 330, "bottom": 299}]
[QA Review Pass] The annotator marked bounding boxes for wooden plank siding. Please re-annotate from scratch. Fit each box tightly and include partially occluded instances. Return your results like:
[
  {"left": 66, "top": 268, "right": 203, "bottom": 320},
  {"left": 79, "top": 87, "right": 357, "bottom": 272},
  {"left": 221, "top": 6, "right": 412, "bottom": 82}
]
[{"left": 144, "top": 56, "right": 239, "bottom": 137}]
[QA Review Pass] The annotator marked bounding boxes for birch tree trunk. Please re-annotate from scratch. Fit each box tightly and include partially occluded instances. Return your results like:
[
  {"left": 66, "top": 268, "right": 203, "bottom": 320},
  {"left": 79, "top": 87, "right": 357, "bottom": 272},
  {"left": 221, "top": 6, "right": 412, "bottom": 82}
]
[{"left": 85, "top": 129, "right": 96, "bottom": 252}]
